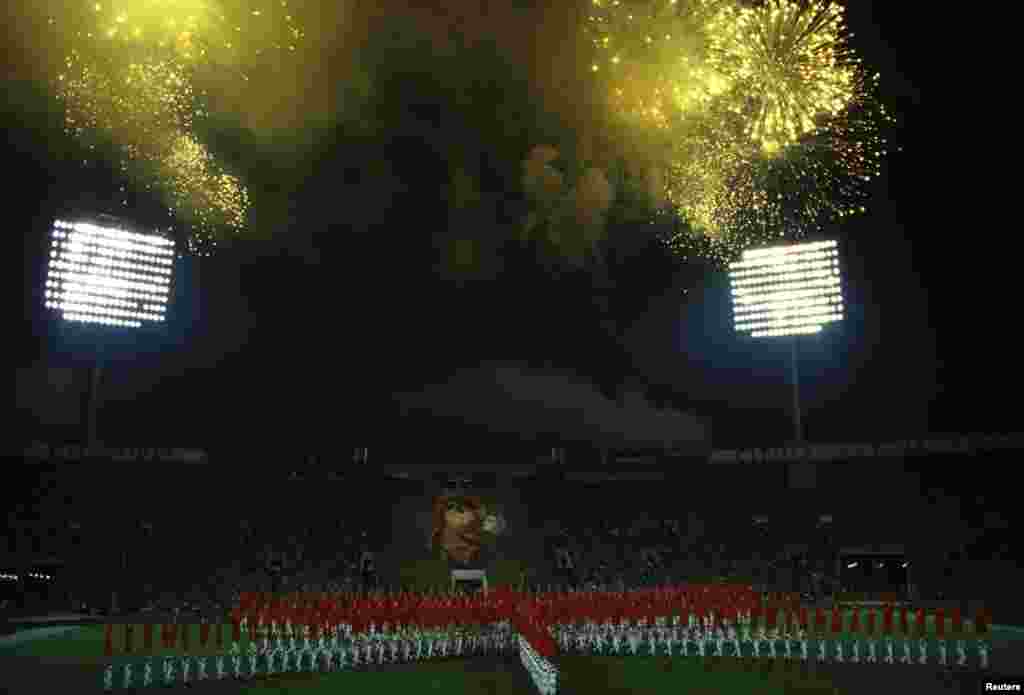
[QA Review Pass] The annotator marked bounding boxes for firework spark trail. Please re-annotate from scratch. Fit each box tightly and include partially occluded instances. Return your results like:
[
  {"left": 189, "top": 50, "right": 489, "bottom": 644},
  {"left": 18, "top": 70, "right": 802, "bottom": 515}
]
[
  {"left": 51, "top": 0, "right": 304, "bottom": 253},
  {"left": 67, "top": 0, "right": 304, "bottom": 75},
  {"left": 587, "top": 0, "right": 736, "bottom": 132},
  {"left": 585, "top": 0, "right": 892, "bottom": 263},
  {"left": 704, "top": 0, "right": 856, "bottom": 153},
  {"left": 48, "top": 0, "right": 890, "bottom": 262},
  {"left": 163, "top": 132, "right": 250, "bottom": 251},
  {"left": 59, "top": 55, "right": 200, "bottom": 152}
]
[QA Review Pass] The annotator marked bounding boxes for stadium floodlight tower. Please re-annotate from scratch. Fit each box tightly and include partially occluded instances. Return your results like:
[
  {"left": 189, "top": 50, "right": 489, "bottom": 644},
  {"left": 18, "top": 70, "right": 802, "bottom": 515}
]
[
  {"left": 728, "top": 239, "right": 844, "bottom": 444},
  {"left": 43, "top": 213, "right": 176, "bottom": 452}
]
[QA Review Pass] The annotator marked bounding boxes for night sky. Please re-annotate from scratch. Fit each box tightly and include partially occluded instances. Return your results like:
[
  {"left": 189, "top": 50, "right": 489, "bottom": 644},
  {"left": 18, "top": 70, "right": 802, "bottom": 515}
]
[
  {"left": 10, "top": 0, "right": 1001, "bottom": 454},
  {"left": 628, "top": 33, "right": 932, "bottom": 448}
]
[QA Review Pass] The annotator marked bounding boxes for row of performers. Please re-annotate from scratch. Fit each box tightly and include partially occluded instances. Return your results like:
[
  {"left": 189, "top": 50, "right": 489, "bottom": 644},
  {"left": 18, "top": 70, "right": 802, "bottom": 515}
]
[
  {"left": 226, "top": 586, "right": 991, "bottom": 641},
  {"left": 230, "top": 586, "right": 525, "bottom": 635}
]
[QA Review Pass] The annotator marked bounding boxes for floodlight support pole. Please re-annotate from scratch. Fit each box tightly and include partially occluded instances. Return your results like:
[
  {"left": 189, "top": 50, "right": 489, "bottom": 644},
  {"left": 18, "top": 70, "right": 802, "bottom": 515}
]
[
  {"left": 790, "top": 337, "right": 803, "bottom": 444},
  {"left": 85, "top": 355, "right": 104, "bottom": 454}
]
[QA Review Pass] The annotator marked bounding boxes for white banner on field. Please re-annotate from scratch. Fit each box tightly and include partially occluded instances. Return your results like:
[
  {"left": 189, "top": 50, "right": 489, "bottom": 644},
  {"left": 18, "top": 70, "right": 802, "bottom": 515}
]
[{"left": 451, "top": 569, "right": 487, "bottom": 594}]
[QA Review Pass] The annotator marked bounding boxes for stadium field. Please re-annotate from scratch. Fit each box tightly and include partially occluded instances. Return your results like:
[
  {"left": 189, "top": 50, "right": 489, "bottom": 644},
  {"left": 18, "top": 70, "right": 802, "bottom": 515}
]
[
  {"left": 0, "top": 648, "right": 1011, "bottom": 695},
  {"left": 2, "top": 612, "right": 1023, "bottom": 695},
  {"left": 555, "top": 655, "right": 1015, "bottom": 695},
  {"left": 0, "top": 610, "right": 996, "bottom": 655},
  {"left": 7, "top": 612, "right": 1016, "bottom": 666}
]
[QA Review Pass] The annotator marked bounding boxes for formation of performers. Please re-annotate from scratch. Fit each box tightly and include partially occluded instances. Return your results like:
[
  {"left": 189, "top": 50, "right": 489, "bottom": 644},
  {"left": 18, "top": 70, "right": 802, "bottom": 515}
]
[
  {"left": 102, "top": 588, "right": 520, "bottom": 690},
  {"left": 101, "top": 583, "right": 994, "bottom": 691},
  {"left": 532, "top": 584, "right": 992, "bottom": 669},
  {"left": 520, "top": 632, "right": 558, "bottom": 695},
  {"left": 103, "top": 621, "right": 515, "bottom": 689}
]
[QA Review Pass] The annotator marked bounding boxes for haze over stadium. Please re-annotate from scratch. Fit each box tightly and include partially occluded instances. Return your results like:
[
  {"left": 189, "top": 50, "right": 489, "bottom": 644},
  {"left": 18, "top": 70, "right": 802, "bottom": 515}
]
[{"left": 7, "top": 2, "right": 1021, "bottom": 695}]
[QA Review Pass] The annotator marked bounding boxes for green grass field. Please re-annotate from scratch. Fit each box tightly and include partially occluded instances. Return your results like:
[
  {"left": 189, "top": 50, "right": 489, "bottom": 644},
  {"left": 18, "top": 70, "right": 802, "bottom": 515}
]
[
  {"left": 234, "top": 658, "right": 850, "bottom": 695},
  {"left": 0, "top": 624, "right": 493, "bottom": 662},
  {"left": 2, "top": 611, "right": 1018, "bottom": 695},
  {"left": 0, "top": 609, "right": 997, "bottom": 662},
  {"left": 235, "top": 660, "right": 533, "bottom": 695},
  {"left": 1, "top": 623, "right": 251, "bottom": 662},
  {"left": 558, "top": 656, "right": 848, "bottom": 695}
]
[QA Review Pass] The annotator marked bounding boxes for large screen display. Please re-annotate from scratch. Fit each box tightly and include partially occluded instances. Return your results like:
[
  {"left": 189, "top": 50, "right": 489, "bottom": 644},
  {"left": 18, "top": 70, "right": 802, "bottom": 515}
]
[{"left": 431, "top": 493, "right": 507, "bottom": 566}]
